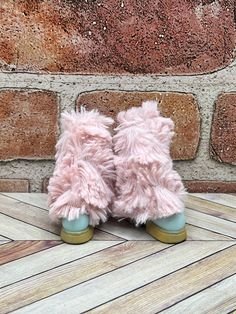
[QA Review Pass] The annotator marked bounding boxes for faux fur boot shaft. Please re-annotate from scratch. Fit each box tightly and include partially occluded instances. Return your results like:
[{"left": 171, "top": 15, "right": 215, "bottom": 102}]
[
  {"left": 48, "top": 107, "right": 115, "bottom": 226},
  {"left": 113, "top": 101, "right": 186, "bottom": 225}
]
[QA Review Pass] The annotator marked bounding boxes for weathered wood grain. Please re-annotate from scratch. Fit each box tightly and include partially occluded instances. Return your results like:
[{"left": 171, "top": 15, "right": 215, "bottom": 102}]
[
  {"left": 0, "top": 241, "right": 168, "bottom": 313},
  {"left": 161, "top": 274, "right": 236, "bottom": 314},
  {"left": 0, "top": 213, "right": 60, "bottom": 240},
  {"left": 185, "top": 208, "right": 236, "bottom": 238},
  {"left": 0, "top": 194, "right": 60, "bottom": 234},
  {"left": 93, "top": 228, "right": 126, "bottom": 241},
  {"left": 10, "top": 241, "right": 234, "bottom": 314},
  {"left": 89, "top": 244, "right": 236, "bottom": 313},
  {"left": 0, "top": 235, "right": 10, "bottom": 241},
  {"left": 192, "top": 193, "right": 236, "bottom": 209},
  {"left": 0, "top": 193, "right": 235, "bottom": 314},
  {"left": 186, "top": 194, "right": 236, "bottom": 222},
  {"left": 0, "top": 241, "right": 123, "bottom": 289},
  {"left": 186, "top": 224, "right": 233, "bottom": 240},
  {"left": 1, "top": 193, "right": 48, "bottom": 210},
  {"left": 98, "top": 219, "right": 154, "bottom": 240},
  {"left": 0, "top": 240, "right": 11, "bottom": 245},
  {"left": 0, "top": 241, "right": 61, "bottom": 265}
]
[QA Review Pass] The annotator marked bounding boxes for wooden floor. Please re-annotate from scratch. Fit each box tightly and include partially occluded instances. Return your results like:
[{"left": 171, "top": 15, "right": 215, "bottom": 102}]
[{"left": 0, "top": 193, "right": 236, "bottom": 314}]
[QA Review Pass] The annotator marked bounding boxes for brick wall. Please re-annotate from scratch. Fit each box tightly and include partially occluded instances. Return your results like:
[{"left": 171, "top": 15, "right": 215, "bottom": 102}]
[{"left": 0, "top": 0, "right": 235, "bottom": 193}]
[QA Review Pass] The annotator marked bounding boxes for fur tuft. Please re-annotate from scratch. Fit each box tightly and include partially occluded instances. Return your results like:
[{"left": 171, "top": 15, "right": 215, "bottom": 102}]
[
  {"left": 48, "top": 108, "right": 115, "bottom": 226},
  {"left": 113, "top": 100, "right": 186, "bottom": 225}
]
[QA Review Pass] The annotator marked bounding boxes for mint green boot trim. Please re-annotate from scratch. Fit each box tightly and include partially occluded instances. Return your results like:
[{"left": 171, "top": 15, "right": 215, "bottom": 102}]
[
  {"left": 146, "top": 212, "right": 187, "bottom": 244},
  {"left": 62, "top": 214, "right": 89, "bottom": 232},
  {"left": 61, "top": 214, "right": 93, "bottom": 244},
  {"left": 153, "top": 212, "right": 186, "bottom": 233}
]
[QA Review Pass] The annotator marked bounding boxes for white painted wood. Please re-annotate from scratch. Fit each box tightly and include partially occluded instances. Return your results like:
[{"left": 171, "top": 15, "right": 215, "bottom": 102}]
[
  {"left": 186, "top": 224, "right": 233, "bottom": 240},
  {"left": 0, "top": 235, "right": 10, "bottom": 241},
  {"left": 1, "top": 193, "right": 49, "bottom": 210},
  {"left": 0, "top": 213, "right": 59, "bottom": 241},
  {"left": 0, "top": 240, "right": 10, "bottom": 245},
  {"left": 0, "top": 241, "right": 169, "bottom": 313},
  {"left": 0, "top": 241, "right": 121, "bottom": 288},
  {"left": 0, "top": 195, "right": 59, "bottom": 234},
  {"left": 185, "top": 208, "right": 236, "bottom": 238},
  {"left": 89, "top": 244, "right": 236, "bottom": 313},
  {"left": 98, "top": 219, "right": 154, "bottom": 241},
  {"left": 186, "top": 194, "right": 236, "bottom": 222},
  {"left": 192, "top": 193, "right": 236, "bottom": 209},
  {"left": 161, "top": 274, "right": 236, "bottom": 314},
  {"left": 13, "top": 241, "right": 234, "bottom": 313}
]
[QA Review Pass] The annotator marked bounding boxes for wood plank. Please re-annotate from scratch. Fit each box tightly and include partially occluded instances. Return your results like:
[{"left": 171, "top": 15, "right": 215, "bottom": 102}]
[
  {"left": 185, "top": 208, "right": 236, "bottom": 238},
  {"left": 0, "top": 240, "right": 123, "bottom": 288},
  {"left": 0, "top": 213, "right": 60, "bottom": 240},
  {"left": 0, "top": 194, "right": 60, "bottom": 235},
  {"left": 0, "top": 241, "right": 169, "bottom": 313},
  {"left": 0, "top": 235, "right": 10, "bottom": 241},
  {"left": 0, "top": 240, "right": 11, "bottom": 245},
  {"left": 11, "top": 241, "right": 234, "bottom": 314},
  {"left": 93, "top": 229, "right": 125, "bottom": 241},
  {"left": 186, "top": 194, "right": 236, "bottom": 222},
  {"left": 1, "top": 193, "right": 48, "bottom": 210},
  {"left": 192, "top": 193, "right": 236, "bottom": 209},
  {"left": 161, "top": 274, "right": 236, "bottom": 314},
  {"left": 89, "top": 244, "right": 236, "bottom": 313},
  {"left": 0, "top": 241, "right": 61, "bottom": 265},
  {"left": 98, "top": 219, "right": 154, "bottom": 240},
  {"left": 186, "top": 224, "right": 233, "bottom": 240}
]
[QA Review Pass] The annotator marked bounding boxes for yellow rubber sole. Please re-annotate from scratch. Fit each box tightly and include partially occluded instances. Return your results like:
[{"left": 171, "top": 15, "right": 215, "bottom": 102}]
[
  {"left": 146, "top": 221, "right": 187, "bottom": 244},
  {"left": 61, "top": 226, "right": 94, "bottom": 244}
]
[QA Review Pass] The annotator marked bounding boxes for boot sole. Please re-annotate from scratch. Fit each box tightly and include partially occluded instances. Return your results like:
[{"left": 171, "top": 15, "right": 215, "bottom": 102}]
[
  {"left": 146, "top": 221, "right": 187, "bottom": 244},
  {"left": 61, "top": 226, "right": 94, "bottom": 244}
]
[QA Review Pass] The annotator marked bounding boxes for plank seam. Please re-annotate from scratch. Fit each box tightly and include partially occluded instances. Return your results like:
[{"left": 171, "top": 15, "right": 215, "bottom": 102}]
[
  {"left": 0, "top": 212, "right": 60, "bottom": 237},
  {"left": 186, "top": 240, "right": 236, "bottom": 242},
  {"left": 84, "top": 243, "right": 236, "bottom": 313},
  {"left": 157, "top": 271, "right": 236, "bottom": 313},
  {"left": 186, "top": 206, "right": 236, "bottom": 224},
  {"left": 0, "top": 241, "right": 11, "bottom": 246},
  {"left": 1, "top": 242, "right": 174, "bottom": 311},
  {"left": 0, "top": 234, "right": 12, "bottom": 241},
  {"left": 0, "top": 241, "right": 62, "bottom": 266},
  {"left": 91, "top": 239, "right": 128, "bottom": 242},
  {"left": 0, "top": 241, "right": 126, "bottom": 290},
  {"left": 95, "top": 228, "right": 127, "bottom": 241},
  {"left": 186, "top": 222, "right": 236, "bottom": 239},
  {"left": 0, "top": 193, "right": 48, "bottom": 211},
  {"left": 188, "top": 194, "right": 236, "bottom": 211}
]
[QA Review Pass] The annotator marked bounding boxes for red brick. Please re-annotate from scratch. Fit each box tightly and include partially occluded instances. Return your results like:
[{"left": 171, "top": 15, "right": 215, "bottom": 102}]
[
  {"left": 0, "top": 179, "right": 29, "bottom": 192},
  {"left": 0, "top": 1, "right": 235, "bottom": 74},
  {"left": 77, "top": 91, "right": 200, "bottom": 160},
  {"left": 184, "top": 180, "right": 236, "bottom": 193},
  {"left": 0, "top": 90, "right": 58, "bottom": 160},
  {"left": 210, "top": 93, "right": 236, "bottom": 165}
]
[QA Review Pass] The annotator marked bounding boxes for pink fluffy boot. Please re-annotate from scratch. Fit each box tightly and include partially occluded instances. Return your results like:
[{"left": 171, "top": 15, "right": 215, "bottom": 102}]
[
  {"left": 113, "top": 101, "right": 187, "bottom": 243},
  {"left": 48, "top": 107, "right": 115, "bottom": 244}
]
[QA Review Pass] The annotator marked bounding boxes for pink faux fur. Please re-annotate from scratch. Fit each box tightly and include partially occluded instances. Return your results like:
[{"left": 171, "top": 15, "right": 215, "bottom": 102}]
[
  {"left": 113, "top": 100, "right": 186, "bottom": 225},
  {"left": 48, "top": 107, "right": 115, "bottom": 226}
]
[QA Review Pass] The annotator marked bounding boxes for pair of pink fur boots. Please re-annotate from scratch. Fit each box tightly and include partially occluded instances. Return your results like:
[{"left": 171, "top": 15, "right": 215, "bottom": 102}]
[{"left": 48, "top": 101, "right": 187, "bottom": 244}]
